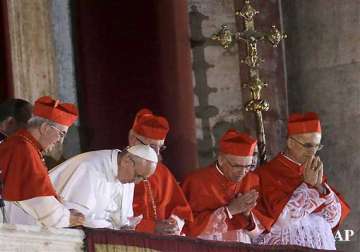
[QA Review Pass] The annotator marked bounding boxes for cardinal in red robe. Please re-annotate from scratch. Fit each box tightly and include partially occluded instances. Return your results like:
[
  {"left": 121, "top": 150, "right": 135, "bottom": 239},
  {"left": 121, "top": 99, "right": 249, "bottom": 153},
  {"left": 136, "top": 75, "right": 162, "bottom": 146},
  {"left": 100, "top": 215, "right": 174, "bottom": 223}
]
[
  {"left": 182, "top": 129, "right": 272, "bottom": 242},
  {"left": 0, "top": 96, "right": 83, "bottom": 227},
  {"left": 253, "top": 112, "right": 350, "bottom": 250},
  {"left": 130, "top": 108, "right": 193, "bottom": 235}
]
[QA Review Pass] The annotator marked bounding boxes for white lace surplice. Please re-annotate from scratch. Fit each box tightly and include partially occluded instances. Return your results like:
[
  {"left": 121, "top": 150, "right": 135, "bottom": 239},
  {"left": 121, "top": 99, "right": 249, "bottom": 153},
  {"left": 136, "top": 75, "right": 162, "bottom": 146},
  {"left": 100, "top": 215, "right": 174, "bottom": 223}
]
[
  {"left": 198, "top": 207, "right": 263, "bottom": 243},
  {"left": 254, "top": 182, "right": 341, "bottom": 250}
]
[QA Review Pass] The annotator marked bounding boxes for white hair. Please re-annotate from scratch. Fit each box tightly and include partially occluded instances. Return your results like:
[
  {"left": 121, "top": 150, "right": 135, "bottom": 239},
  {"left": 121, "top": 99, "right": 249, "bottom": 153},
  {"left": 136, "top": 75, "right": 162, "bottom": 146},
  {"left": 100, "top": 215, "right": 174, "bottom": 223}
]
[{"left": 27, "top": 116, "right": 62, "bottom": 128}]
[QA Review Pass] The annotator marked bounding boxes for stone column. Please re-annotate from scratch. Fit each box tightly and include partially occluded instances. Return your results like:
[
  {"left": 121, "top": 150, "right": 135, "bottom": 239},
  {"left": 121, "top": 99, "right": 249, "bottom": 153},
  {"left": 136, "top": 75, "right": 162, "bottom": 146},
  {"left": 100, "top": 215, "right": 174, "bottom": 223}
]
[
  {"left": 283, "top": 1, "right": 360, "bottom": 250},
  {"left": 50, "top": 0, "right": 81, "bottom": 158},
  {"left": 6, "top": 0, "right": 58, "bottom": 102}
]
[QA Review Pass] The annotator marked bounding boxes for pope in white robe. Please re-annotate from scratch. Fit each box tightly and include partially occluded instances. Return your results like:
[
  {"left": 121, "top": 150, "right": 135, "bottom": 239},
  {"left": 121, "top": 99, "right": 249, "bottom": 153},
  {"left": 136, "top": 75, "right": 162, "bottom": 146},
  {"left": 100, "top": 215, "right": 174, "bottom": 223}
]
[{"left": 49, "top": 145, "right": 158, "bottom": 229}]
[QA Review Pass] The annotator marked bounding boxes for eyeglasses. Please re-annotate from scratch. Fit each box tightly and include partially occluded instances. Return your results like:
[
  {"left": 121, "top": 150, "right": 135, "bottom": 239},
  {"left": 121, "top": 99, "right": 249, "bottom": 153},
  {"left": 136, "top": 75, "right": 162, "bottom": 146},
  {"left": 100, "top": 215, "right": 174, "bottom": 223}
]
[
  {"left": 290, "top": 137, "right": 324, "bottom": 151},
  {"left": 135, "top": 136, "right": 167, "bottom": 152},
  {"left": 224, "top": 156, "right": 254, "bottom": 170},
  {"left": 49, "top": 124, "right": 67, "bottom": 139}
]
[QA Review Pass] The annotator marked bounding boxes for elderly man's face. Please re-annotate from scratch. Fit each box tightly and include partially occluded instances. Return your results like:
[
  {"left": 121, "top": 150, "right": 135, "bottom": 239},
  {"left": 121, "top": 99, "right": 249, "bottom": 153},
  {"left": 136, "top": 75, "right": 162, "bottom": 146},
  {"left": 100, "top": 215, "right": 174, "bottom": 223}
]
[
  {"left": 40, "top": 122, "right": 68, "bottom": 152},
  {"left": 132, "top": 160, "right": 157, "bottom": 184},
  {"left": 219, "top": 153, "right": 253, "bottom": 182},
  {"left": 118, "top": 154, "right": 156, "bottom": 184},
  {"left": 287, "top": 132, "right": 322, "bottom": 164}
]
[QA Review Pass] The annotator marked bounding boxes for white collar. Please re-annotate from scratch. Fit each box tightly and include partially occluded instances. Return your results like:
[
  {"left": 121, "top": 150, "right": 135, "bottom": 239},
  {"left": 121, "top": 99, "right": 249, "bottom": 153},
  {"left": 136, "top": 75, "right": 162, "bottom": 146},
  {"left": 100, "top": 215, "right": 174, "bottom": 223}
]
[
  {"left": 111, "top": 149, "right": 121, "bottom": 177},
  {"left": 215, "top": 162, "right": 225, "bottom": 176},
  {"left": 282, "top": 152, "right": 302, "bottom": 166}
]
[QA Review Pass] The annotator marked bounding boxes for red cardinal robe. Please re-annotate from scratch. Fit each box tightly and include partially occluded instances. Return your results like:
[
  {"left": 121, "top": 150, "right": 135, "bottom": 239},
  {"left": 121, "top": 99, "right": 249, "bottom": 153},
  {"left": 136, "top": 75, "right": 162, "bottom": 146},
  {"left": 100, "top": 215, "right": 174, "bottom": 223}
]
[
  {"left": 0, "top": 129, "right": 57, "bottom": 201},
  {"left": 181, "top": 163, "right": 272, "bottom": 237},
  {"left": 254, "top": 153, "right": 350, "bottom": 231},
  {"left": 133, "top": 162, "right": 193, "bottom": 233}
]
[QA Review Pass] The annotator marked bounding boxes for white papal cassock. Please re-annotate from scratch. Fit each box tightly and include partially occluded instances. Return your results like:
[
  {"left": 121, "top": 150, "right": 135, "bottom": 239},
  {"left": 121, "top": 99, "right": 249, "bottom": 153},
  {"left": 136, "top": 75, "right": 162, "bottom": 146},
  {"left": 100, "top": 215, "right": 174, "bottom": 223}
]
[
  {"left": 4, "top": 197, "right": 70, "bottom": 227},
  {"left": 49, "top": 149, "right": 135, "bottom": 229}
]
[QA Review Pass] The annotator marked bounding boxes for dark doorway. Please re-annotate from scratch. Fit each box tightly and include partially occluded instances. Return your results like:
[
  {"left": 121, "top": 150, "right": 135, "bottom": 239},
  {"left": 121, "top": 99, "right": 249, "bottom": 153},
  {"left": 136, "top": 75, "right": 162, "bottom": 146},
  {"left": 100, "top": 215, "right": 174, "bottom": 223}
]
[{"left": 72, "top": 0, "right": 198, "bottom": 179}]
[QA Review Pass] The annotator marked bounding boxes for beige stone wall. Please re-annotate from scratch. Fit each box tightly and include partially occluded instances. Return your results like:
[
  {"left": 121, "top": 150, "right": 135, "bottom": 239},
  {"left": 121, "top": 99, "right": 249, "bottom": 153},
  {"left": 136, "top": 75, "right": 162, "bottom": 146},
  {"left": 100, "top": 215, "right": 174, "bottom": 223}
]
[
  {"left": 283, "top": 0, "right": 360, "bottom": 250},
  {"left": 188, "top": 0, "right": 245, "bottom": 165},
  {"left": 6, "top": 0, "right": 58, "bottom": 103},
  {"left": 188, "top": 0, "right": 288, "bottom": 166}
]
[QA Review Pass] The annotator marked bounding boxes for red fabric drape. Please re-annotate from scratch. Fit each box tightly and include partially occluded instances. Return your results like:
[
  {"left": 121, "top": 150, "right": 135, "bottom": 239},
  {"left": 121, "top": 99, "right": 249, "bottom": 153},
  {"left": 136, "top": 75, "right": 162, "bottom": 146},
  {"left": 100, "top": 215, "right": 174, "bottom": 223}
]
[
  {"left": 73, "top": 0, "right": 162, "bottom": 151},
  {"left": 73, "top": 0, "right": 197, "bottom": 180}
]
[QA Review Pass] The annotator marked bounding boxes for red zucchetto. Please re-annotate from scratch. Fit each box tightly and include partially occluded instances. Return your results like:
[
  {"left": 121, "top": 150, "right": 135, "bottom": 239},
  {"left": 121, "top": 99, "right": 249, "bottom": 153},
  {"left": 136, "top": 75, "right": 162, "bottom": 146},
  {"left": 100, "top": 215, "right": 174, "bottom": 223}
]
[
  {"left": 33, "top": 96, "right": 78, "bottom": 127},
  {"left": 132, "top": 108, "right": 169, "bottom": 140},
  {"left": 287, "top": 112, "right": 321, "bottom": 136},
  {"left": 219, "top": 129, "right": 257, "bottom": 156}
]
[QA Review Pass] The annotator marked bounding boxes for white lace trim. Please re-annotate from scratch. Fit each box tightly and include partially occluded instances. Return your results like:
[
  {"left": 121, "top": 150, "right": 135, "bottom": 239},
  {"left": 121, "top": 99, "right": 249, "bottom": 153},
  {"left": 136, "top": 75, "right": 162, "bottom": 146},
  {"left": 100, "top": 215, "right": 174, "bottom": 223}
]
[
  {"left": 254, "top": 182, "right": 341, "bottom": 250},
  {"left": 198, "top": 207, "right": 261, "bottom": 243}
]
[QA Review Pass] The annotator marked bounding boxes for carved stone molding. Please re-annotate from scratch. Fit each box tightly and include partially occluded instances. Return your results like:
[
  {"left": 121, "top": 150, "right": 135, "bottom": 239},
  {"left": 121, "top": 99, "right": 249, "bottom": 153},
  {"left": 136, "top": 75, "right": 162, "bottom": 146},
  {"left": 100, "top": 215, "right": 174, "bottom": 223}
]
[{"left": 0, "top": 224, "right": 84, "bottom": 252}]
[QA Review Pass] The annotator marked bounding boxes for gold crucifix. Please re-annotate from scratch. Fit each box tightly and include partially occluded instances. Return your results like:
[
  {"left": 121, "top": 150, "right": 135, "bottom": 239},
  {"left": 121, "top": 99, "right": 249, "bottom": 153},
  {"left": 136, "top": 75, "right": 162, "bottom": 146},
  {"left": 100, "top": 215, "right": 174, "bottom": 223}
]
[{"left": 212, "top": 0, "right": 286, "bottom": 164}]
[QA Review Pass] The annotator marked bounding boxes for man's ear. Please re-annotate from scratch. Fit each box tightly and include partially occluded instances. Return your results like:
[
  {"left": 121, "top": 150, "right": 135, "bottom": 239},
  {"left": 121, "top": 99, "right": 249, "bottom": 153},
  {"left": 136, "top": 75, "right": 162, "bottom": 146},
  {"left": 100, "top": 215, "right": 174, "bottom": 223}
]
[
  {"left": 120, "top": 155, "right": 132, "bottom": 176},
  {"left": 126, "top": 154, "right": 136, "bottom": 167},
  {"left": 286, "top": 137, "right": 294, "bottom": 150},
  {"left": 39, "top": 122, "right": 48, "bottom": 135},
  {"left": 217, "top": 154, "right": 224, "bottom": 167}
]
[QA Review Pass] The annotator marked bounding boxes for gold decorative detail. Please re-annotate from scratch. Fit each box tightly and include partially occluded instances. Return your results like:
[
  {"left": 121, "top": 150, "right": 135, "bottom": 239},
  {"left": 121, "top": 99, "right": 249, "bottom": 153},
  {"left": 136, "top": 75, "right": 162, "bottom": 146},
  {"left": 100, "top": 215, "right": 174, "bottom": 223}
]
[
  {"left": 243, "top": 77, "right": 268, "bottom": 102},
  {"left": 240, "top": 39, "right": 264, "bottom": 68},
  {"left": 235, "top": 0, "right": 259, "bottom": 22},
  {"left": 243, "top": 77, "right": 269, "bottom": 113},
  {"left": 211, "top": 24, "right": 235, "bottom": 49},
  {"left": 266, "top": 25, "right": 287, "bottom": 47},
  {"left": 144, "top": 180, "right": 158, "bottom": 220},
  {"left": 95, "top": 244, "right": 159, "bottom": 252},
  {"left": 212, "top": 0, "right": 287, "bottom": 163}
]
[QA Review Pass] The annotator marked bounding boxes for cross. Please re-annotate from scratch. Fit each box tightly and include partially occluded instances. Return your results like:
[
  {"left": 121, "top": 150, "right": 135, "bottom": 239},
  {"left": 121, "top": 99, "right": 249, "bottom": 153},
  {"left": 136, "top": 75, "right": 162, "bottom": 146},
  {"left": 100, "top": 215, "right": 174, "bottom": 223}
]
[{"left": 211, "top": 0, "right": 286, "bottom": 164}]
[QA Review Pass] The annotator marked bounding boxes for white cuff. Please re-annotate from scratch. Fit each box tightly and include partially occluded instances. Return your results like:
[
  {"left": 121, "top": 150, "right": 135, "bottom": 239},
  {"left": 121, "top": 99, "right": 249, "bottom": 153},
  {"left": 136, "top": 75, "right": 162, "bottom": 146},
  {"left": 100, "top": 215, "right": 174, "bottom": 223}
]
[
  {"left": 225, "top": 206, "right": 233, "bottom": 219},
  {"left": 19, "top": 196, "right": 70, "bottom": 227},
  {"left": 170, "top": 214, "right": 185, "bottom": 234}
]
